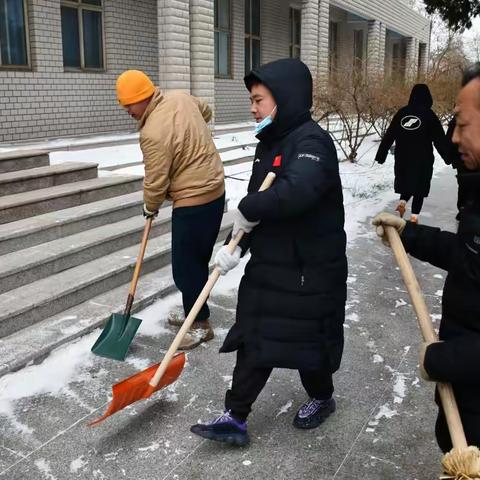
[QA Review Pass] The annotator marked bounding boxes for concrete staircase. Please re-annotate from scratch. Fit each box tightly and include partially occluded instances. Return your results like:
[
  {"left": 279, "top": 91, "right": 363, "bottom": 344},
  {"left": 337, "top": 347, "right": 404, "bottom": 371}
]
[{"left": 0, "top": 151, "right": 233, "bottom": 377}]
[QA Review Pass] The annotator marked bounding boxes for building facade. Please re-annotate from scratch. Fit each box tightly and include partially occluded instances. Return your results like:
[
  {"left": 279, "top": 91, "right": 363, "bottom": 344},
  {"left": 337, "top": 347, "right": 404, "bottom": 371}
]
[{"left": 0, "top": 0, "right": 430, "bottom": 142}]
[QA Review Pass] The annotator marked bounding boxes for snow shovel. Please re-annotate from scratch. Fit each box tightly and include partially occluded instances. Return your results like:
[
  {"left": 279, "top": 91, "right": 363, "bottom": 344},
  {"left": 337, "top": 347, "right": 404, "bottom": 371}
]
[
  {"left": 91, "top": 217, "right": 153, "bottom": 361},
  {"left": 89, "top": 172, "right": 276, "bottom": 426},
  {"left": 385, "top": 226, "right": 480, "bottom": 479}
]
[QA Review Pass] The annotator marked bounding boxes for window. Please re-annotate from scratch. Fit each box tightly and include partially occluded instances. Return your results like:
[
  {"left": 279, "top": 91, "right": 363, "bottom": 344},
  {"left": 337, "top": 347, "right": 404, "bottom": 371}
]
[
  {"left": 289, "top": 8, "right": 301, "bottom": 59},
  {"left": 245, "top": 0, "right": 260, "bottom": 73},
  {"left": 353, "top": 29, "right": 364, "bottom": 73},
  {"left": 0, "top": 0, "right": 29, "bottom": 68},
  {"left": 214, "top": 0, "right": 231, "bottom": 77},
  {"left": 329, "top": 21, "right": 338, "bottom": 74},
  {"left": 61, "top": 0, "right": 104, "bottom": 70}
]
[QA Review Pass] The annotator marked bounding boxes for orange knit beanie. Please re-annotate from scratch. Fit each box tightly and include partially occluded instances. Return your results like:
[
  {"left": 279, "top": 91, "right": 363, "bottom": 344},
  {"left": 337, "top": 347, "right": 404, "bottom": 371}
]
[{"left": 116, "top": 70, "right": 155, "bottom": 106}]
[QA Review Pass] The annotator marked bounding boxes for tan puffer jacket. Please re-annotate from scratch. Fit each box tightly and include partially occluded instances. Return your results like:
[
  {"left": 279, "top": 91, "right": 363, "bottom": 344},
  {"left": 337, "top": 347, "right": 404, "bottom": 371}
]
[{"left": 138, "top": 88, "right": 224, "bottom": 211}]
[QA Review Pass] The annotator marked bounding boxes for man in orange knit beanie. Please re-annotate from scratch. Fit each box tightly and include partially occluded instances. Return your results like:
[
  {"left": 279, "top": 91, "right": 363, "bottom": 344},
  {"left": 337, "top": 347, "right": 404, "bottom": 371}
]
[{"left": 116, "top": 70, "right": 225, "bottom": 350}]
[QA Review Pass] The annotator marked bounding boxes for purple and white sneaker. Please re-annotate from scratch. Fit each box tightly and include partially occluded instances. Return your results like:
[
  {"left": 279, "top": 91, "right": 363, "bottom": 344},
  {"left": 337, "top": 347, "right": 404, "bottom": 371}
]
[
  {"left": 293, "top": 397, "right": 336, "bottom": 429},
  {"left": 190, "top": 410, "right": 249, "bottom": 446}
]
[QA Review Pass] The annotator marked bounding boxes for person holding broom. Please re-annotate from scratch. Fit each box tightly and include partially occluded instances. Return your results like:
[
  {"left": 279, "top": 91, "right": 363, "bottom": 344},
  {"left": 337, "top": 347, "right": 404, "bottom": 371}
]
[
  {"left": 115, "top": 70, "right": 225, "bottom": 350},
  {"left": 189, "top": 58, "right": 347, "bottom": 446},
  {"left": 372, "top": 63, "right": 480, "bottom": 452}
]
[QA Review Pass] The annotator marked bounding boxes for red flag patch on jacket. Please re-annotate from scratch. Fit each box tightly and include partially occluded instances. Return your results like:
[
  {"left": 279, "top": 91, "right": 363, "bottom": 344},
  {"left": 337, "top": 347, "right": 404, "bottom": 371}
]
[{"left": 272, "top": 155, "right": 282, "bottom": 167}]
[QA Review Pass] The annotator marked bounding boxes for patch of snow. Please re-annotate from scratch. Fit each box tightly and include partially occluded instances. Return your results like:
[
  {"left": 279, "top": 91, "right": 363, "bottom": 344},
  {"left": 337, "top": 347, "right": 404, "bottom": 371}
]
[
  {"left": 374, "top": 404, "right": 398, "bottom": 421},
  {"left": 276, "top": 400, "right": 293, "bottom": 417},
  {"left": 164, "top": 384, "right": 179, "bottom": 402},
  {"left": 373, "top": 354, "right": 384, "bottom": 363},
  {"left": 138, "top": 442, "right": 161, "bottom": 452},
  {"left": 346, "top": 313, "right": 359, "bottom": 323},
  {"left": 135, "top": 292, "right": 182, "bottom": 337},
  {"left": 243, "top": 460, "right": 252, "bottom": 466},
  {"left": 34, "top": 459, "right": 57, "bottom": 480},
  {"left": 125, "top": 356, "right": 151, "bottom": 370},
  {"left": 395, "top": 299, "right": 407, "bottom": 308},
  {"left": 0, "top": 333, "right": 96, "bottom": 420},
  {"left": 70, "top": 456, "right": 88, "bottom": 473},
  {"left": 184, "top": 394, "right": 198, "bottom": 410},
  {"left": 392, "top": 372, "right": 408, "bottom": 404}
]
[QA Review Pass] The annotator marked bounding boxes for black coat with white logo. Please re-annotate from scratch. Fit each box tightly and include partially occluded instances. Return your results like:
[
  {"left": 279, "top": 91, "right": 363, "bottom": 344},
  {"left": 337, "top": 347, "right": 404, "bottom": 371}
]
[
  {"left": 220, "top": 59, "right": 347, "bottom": 371},
  {"left": 401, "top": 172, "right": 480, "bottom": 449},
  {"left": 375, "top": 84, "right": 450, "bottom": 197}
]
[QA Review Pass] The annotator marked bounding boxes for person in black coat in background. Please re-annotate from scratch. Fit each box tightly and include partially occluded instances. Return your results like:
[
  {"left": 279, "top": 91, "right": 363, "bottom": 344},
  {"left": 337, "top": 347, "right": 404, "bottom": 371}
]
[
  {"left": 190, "top": 58, "right": 348, "bottom": 446},
  {"left": 375, "top": 84, "right": 451, "bottom": 223},
  {"left": 373, "top": 65, "right": 480, "bottom": 453}
]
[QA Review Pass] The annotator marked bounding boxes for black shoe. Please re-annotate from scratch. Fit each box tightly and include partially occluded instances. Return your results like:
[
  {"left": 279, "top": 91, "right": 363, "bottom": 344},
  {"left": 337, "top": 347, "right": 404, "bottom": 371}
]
[
  {"left": 190, "top": 411, "right": 250, "bottom": 446},
  {"left": 293, "top": 397, "right": 336, "bottom": 429}
]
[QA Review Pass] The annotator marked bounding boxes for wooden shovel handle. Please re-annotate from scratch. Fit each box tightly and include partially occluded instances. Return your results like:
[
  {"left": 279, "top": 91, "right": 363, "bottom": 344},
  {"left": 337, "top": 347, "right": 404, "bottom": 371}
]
[
  {"left": 124, "top": 217, "right": 153, "bottom": 317},
  {"left": 385, "top": 226, "right": 468, "bottom": 449},
  {"left": 149, "top": 172, "right": 276, "bottom": 388}
]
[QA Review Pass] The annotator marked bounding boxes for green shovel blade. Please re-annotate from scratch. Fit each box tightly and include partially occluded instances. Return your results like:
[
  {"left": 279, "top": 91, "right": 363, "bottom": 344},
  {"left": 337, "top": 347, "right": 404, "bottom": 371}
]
[{"left": 91, "top": 313, "right": 143, "bottom": 361}]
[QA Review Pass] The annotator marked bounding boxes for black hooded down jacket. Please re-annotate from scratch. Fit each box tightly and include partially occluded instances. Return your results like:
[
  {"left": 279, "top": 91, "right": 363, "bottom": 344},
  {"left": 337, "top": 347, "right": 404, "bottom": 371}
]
[
  {"left": 401, "top": 172, "right": 480, "bottom": 451},
  {"left": 375, "top": 84, "right": 451, "bottom": 197},
  {"left": 220, "top": 59, "right": 347, "bottom": 372}
]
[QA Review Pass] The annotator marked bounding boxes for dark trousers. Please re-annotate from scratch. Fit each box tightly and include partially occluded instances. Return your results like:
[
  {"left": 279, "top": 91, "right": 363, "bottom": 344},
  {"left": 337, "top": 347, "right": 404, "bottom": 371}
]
[
  {"left": 400, "top": 194, "right": 424, "bottom": 215},
  {"left": 171, "top": 194, "right": 225, "bottom": 322},
  {"left": 225, "top": 348, "right": 334, "bottom": 422}
]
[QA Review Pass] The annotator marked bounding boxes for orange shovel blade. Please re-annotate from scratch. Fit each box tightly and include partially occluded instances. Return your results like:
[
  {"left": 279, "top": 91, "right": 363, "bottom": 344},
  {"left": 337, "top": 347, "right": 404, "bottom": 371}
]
[{"left": 89, "top": 352, "right": 186, "bottom": 426}]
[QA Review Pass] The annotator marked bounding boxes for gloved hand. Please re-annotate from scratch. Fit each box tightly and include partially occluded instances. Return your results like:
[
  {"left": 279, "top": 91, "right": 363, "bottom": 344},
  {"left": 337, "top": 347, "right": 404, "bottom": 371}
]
[
  {"left": 419, "top": 341, "right": 434, "bottom": 382},
  {"left": 372, "top": 212, "right": 406, "bottom": 246},
  {"left": 215, "top": 245, "right": 241, "bottom": 275},
  {"left": 232, "top": 209, "right": 259, "bottom": 237},
  {"left": 143, "top": 204, "right": 159, "bottom": 219}
]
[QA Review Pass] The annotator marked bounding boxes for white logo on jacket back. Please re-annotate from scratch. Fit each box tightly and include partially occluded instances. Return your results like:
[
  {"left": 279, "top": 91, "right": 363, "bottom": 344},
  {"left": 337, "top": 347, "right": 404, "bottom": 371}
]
[{"left": 401, "top": 115, "right": 422, "bottom": 130}]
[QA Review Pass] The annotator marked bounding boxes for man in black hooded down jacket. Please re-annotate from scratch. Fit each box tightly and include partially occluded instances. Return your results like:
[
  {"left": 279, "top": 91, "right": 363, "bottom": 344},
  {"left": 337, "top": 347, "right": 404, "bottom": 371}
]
[
  {"left": 375, "top": 84, "right": 451, "bottom": 223},
  {"left": 190, "top": 58, "right": 347, "bottom": 446},
  {"left": 373, "top": 67, "right": 480, "bottom": 453}
]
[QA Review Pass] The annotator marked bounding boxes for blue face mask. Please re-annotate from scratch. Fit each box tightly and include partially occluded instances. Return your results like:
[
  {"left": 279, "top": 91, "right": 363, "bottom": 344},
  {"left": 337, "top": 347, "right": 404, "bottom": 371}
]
[{"left": 255, "top": 106, "right": 277, "bottom": 134}]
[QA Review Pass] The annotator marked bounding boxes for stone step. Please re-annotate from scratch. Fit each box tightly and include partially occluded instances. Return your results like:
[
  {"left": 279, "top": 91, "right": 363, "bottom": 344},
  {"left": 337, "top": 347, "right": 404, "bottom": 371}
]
[
  {"left": 0, "top": 162, "right": 98, "bottom": 197},
  {"left": 0, "top": 211, "right": 233, "bottom": 339},
  {"left": 0, "top": 209, "right": 173, "bottom": 294},
  {"left": 0, "top": 237, "right": 230, "bottom": 377},
  {"left": 0, "top": 150, "right": 49, "bottom": 173},
  {"left": 0, "top": 191, "right": 144, "bottom": 255},
  {"left": 0, "top": 174, "right": 143, "bottom": 224}
]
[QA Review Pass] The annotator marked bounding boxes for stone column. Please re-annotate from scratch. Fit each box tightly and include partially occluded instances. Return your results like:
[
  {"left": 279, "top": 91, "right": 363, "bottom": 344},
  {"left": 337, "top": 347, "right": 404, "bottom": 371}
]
[
  {"left": 418, "top": 42, "right": 428, "bottom": 78},
  {"left": 405, "top": 36, "right": 419, "bottom": 81},
  {"left": 317, "top": 0, "right": 330, "bottom": 82},
  {"left": 157, "top": 0, "right": 191, "bottom": 91},
  {"left": 367, "top": 20, "right": 386, "bottom": 78},
  {"left": 189, "top": 0, "right": 215, "bottom": 113},
  {"left": 301, "top": 0, "right": 320, "bottom": 80}
]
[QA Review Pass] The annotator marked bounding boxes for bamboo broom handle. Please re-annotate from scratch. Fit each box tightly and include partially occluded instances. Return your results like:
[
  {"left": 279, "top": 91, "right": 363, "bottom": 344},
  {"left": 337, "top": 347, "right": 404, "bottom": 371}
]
[
  {"left": 385, "top": 226, "right": 468, "bottom": 450},
  {"left": 149, "top": 172, "right": 276, "bottom": 388}
]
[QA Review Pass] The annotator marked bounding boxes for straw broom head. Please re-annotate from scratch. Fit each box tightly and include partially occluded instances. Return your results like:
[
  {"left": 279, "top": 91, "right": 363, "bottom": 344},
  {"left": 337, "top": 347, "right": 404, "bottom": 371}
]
[{"left": 440, "top": 446, "right": 480, "bottom": 479}]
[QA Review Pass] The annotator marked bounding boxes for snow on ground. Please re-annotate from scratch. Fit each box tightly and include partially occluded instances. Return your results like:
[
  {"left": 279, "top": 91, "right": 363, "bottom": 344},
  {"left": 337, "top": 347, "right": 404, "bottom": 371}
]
[{"left": 0, "top": 129, "right": 451, "bottom": 425}]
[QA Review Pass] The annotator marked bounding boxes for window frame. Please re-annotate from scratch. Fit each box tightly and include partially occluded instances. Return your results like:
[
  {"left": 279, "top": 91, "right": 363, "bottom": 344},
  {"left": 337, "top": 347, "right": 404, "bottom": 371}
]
[
  {"left": 61, "top": 0, "right": 105, "bottom": 72},
  {"left": 0, "top": 0, "right": 31, "bottom": 71},
  {"left": 244, "top": 0, "right": 261, "bottom": 74},
  {"left": 289, "top": 7, "right": 301, "bottom": 59},
  {"left": 214, "top": 0, "right": 232, "bottom": 79}
]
